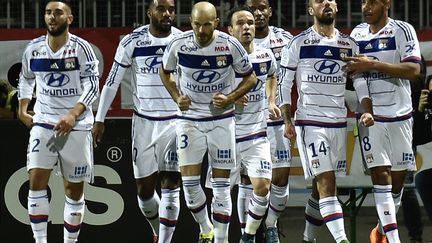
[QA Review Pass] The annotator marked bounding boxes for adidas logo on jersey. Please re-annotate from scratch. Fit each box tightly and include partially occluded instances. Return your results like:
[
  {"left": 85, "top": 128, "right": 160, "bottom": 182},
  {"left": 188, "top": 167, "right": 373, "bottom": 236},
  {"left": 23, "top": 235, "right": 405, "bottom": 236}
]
[
  {"left": 50, "top": 62, "right": 59, "bottom": 69},
  {"left": 365, "top": 43, "right": 373, "bottom": 49},
  {"left": 201, "top": 59, "right": 210, "bottom": 66},
  {"left": 156, "top": 48, "right": 164, "bottom": 55},
  {"left": 324, "top": 49, "right": 333, "bottom": 56}
]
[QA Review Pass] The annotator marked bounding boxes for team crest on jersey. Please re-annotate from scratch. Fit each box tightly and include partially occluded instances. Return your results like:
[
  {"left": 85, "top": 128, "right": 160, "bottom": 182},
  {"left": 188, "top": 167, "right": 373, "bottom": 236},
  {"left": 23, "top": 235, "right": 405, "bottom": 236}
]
[
  {"left": 216, "top": 56, "right": 227, "bottom": 67},
  {"left": 64, "top": 58, "right": 76, "bottom": 70},
  {"left": 365, "top": 153, "right": 374, "bottom": 163},
  {"left": 311, "top": 159, "right": 320, "bottom": 168},
  {"left": 339, "top": 48, "right": 349, "bottom": 59},
  {"left": 378, "top": 39, "right": 388, "bottom": 49},
  {"left": 259, "top": 63, "right": 267, "bottom": 74},
  {"left": 271, "top": 47, "right": 282, "bottom": 59}
]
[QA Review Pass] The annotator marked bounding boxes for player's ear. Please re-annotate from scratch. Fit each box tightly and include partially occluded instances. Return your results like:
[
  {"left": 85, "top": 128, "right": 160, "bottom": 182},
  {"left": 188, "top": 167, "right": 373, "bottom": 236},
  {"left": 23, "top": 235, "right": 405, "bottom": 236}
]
[
  {"left": 228, "top": 26, "right": 233, "bottom": 35},
  {"left": 308, "top": 6, "right": 313, "bottom": 16}
]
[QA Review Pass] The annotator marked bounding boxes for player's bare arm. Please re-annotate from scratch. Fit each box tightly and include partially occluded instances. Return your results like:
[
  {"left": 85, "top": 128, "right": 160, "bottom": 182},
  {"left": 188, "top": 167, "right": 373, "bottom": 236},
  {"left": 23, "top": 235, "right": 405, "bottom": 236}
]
[
  {"left": 344, "top": 55, "right": 421, "bottom": 81},
  {"left": 18, "top": 98, "right": 33, "bottom": 128},
  {"left": 265, "top": 74, "right": 281, "bottom": 120},
  {"left": 55, "top": 102, "right": 86, "bottom": 136},
  {"left": 280, "top": 103, "right": 295, "bottom": 139},
  {"left": 160, "top": 66, "right": 191, "bottom": 111}
]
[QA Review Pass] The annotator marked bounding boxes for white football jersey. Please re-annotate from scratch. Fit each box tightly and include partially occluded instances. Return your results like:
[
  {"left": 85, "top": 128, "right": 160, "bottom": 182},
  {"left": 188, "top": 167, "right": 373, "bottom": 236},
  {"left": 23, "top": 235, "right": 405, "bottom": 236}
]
[
  {"left": 162, "top": 30, "right": 253, "bottom": 119},
  {"left": 18, "top": 34, "right": 99, "bottom": 130},
  {"left": 351, "top": 18, "right": 421, "bottom": 120},
  {"left": 254, "top": 26, "right": 292, "bottom": 119},
  {"left": 96, "top": 25, "right": 183, "bottom": 121},
  {"left": 280, "top": 27, "right": 368, "bottom": 127},
  {"left": 235, "top": 47, "right": 277, "bottom": 140}
]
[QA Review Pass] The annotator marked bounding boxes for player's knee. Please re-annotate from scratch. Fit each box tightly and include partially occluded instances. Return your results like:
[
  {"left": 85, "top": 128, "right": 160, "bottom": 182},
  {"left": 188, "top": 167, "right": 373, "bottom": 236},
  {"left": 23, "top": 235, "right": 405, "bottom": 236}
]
[
  {"left": 370, "top": 166, "right": 392, "bottom": 185},
  {"left": 160, "top": 171, "right": 181, "bottom": 189},
  {"left": 252, "top": 178, "right": 271, "bottom": 197}
]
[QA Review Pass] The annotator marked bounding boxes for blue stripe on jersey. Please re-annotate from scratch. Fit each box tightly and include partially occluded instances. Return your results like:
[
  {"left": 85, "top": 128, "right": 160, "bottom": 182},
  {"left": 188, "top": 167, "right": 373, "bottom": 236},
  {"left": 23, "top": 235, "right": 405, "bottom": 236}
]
[
  {"left": 394, "top": 20, "right": 413, "bottom": 42},
  {"left": 132, "top": 45, "right": 166, "bottom": 57},
  {"left": 30, "top": 57, "right": 79, "bottom": 72},
  {"left": 358, "top": 37, "right": 396, "bottom": 54},
  {"left": 178, "top": 53, "right": 233, "bottom": 69},
  {"left": 235, "top": 60, "right": 272, "bottom": 78},
  {"left": 83, "top": 75, "right": 98, "bottom": 105},
  {"left": 299, "top": 46, "right": 352, "bottom": 61},
  {"left": 71, "top": 37, "right": 95, "bottom": 62}
]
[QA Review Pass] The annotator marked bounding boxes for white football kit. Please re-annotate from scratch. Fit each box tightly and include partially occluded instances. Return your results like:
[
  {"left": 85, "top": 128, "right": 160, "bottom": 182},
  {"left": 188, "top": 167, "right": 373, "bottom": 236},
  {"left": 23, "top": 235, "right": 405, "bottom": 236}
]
[
  {"left": 162, "top": 30, "right": 253, "bottom": 169},
  {"left": 235, "top": 47, "right": 277, "bottom": 180},
  {"left": 351, "top": 18, "right": 421, "bottom": 171},
  {"left": 19, "top": 34, "right": 99, "bottom": 182},
  {"left": 95, "top": 25, "right": 182, "bottom": 178},
  {"left": 254, "top": 26, "right": 293, "bottom": 168},
  {"left": 280, "top": 27, "right": 370, "bottom": 179}
]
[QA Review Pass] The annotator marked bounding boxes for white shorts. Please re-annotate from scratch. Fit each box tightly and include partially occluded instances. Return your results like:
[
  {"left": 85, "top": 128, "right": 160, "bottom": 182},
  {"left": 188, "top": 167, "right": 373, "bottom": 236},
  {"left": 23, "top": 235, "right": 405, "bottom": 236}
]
[
  {"left": 358, "top": 119, "right": 416, "bottom": 171},
  {"left": 176, "top": 116, "right": 235, "bottom": 170},
  {"left": 295, "top": 126, "right": 347, "bottom": 180},
  {"left": 236, "top": 136, "right": 272, "bottom": 180},
  {"left": 27, "top": 125, "right": 93, "bottom": 183},
  {"left": 267, "top": 122, "right": 292, "bottom": 168},
  {"left": 132, "top": 114, "right": 179, "bottom": 178}
]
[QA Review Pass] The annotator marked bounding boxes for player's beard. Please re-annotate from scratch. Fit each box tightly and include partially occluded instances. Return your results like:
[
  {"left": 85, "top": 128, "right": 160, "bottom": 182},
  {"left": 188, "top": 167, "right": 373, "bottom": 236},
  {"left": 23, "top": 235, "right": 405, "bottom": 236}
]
[
  {"left": 316, "top": 14, "right": 335, "bottom": 25},
  {"left": 153, "top": 16, "right": 172, "bottom": 35},
  {"left": 47, "top": 21, "right": 68, "bottom": 37}
]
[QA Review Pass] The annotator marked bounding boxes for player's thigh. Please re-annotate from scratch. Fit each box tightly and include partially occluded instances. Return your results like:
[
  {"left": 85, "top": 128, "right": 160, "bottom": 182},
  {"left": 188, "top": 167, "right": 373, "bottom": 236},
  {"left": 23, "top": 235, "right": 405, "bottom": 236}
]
[
  {"left": 27, "top": 126, "right": 59, "bottom": 171},
  {"left": 239, "top": 137, "right": 272, "bottom": 180},
  {"left": 267, "top": 124, "right": 292, "bottom": 168},
  {"left": 176, "top": 119, "right": 207, "bottom": 166},
  {"left": 388, "top": 120, "right": 416, "bottom": 171},
  {"left": 155, "top": 119, "right": 179, "bottom": 173},
  {"left": 207, "top": 118, "right": 236, "bottom": 170},
  {"left": 59, "top": 130, "right": 93, "bottom": 183},
  {"left": 295, "top": 126, "right": 333, "bottom": 179},
  {"left": 358, "top": 122, "right": 391, "bottom": 168},
  {"left": 131, "top": 115, "right": 158, "bottom": 178}
]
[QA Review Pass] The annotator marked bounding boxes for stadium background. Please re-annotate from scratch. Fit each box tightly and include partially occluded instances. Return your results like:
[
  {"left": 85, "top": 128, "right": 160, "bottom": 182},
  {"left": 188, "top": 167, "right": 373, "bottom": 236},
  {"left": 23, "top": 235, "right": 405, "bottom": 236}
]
[{"left": 1, "top": 0, "right": 431, "bottom": 242}]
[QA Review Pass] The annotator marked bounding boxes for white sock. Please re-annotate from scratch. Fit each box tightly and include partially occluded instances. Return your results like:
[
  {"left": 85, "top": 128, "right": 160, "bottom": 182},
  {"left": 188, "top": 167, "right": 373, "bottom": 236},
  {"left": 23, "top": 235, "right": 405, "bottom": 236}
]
[
  {"left": 63, "top": 195, "right": 85, "bottom": 243},
  {"left": 159, "top": 188, "right": 180, "bottom": 243},
  {"left": 319, "top": 196, "right": 347, "bottom": 242},
  {"left": 392, "top": 189, "right": 403, "bottom": 213},
  {"left": 212, "top": 178, "right": 231, "bottom": 243},
  {"left": 28, "top": 190, "right": 49, "bottom": 241},
  {"left": 373, "top": 185, "right": 400, "bottom": 243},
  {"left": 245, "top": 191, "right": 269, "bottom": 235},
  {"left": 182, "top": 176, "right": 212, "bottom": 234},
  {"left": 237, "top": 184, "right": 253, "bottom": 234},
  {"left": 138, "top": 192, "right": 160, "bottom": 236},
  {"left": 303, "top": 196, "right": 323, "bottom": 241},
  {"left": 265, "top": 184, "right": 288, "bottom": 228}
]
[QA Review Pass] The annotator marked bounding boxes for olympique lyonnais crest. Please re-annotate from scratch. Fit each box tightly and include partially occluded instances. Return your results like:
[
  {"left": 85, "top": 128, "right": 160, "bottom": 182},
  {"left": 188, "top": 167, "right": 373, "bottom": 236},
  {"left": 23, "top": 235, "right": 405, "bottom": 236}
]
[
  {"left": 379, "top": 39, "right": 388, "bottom": 49},
  {"left": 64, "top": 58, "right": 76, "bottom": 70},
  {"left": 259, "top": 63, "right": 267, "bottom": 74},
  {"left": 339, "top": 48, "right": 349, "bottom": 59},
  {"left": 216, "top": 56, "right": 227, "bottom": 67}
]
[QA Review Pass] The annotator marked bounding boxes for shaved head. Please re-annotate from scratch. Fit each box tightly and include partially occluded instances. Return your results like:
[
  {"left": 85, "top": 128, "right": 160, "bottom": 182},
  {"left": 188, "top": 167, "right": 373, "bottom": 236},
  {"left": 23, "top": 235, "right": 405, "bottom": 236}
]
[{"left": 191, "top": 1, "right": 217, "bottom": 21}]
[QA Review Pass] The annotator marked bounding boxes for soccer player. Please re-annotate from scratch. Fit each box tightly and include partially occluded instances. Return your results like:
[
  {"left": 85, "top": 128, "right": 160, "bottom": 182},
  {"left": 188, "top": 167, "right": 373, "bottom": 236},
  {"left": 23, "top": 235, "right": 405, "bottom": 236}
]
[
  {"left": 92, "top": 1, "right": 182, "bottom": 242},
  {"left": 17, "top": 1, "right": 99, "bottom": 242},
  {"left": 345, "top": 0, "right": 422, "bottom": 242},
  {"left": 160, "top": 2, "right": 256, "bottom": 242},
  {"left": 246, "top": 1, "right": 293, "bottom": 241},
  {"left": 279, "top": 0, "right": 374, "bottom": 243},
  {"left": 227, "top": 5, "right": 280, "bottom": 243}
]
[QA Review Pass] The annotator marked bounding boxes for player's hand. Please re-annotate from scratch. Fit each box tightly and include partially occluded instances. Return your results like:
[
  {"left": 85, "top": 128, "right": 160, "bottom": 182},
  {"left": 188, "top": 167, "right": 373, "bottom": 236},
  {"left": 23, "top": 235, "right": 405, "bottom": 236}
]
[
  {"left": 268, "top": 103, "right": 281, "bottom": 120},
  {"left": 176, "top": 95, "right": 191, "bottom": 111},
  {"left": 359, "top": 112, "right": 374, "bottom": 127},
  {"left": 212, "top": 92, "right": 232, "bottom": 108},
  {"left": 235, "top": 95, "right": 248, "bottom": 106},
  {"left": 54, "top": 113, "right": 76, "bottom": 136},
  {"left": 18, "top": 111, "right": 33, "bottom": 128},
  {"left": 284, "top": 122, "right": 296, "bottom": 139},
  {"left": 92, "top": 121, "right": 105, "bottom": 147},
  {"left": 343, "top": 54, "right": 374, "bottom": 76}
]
